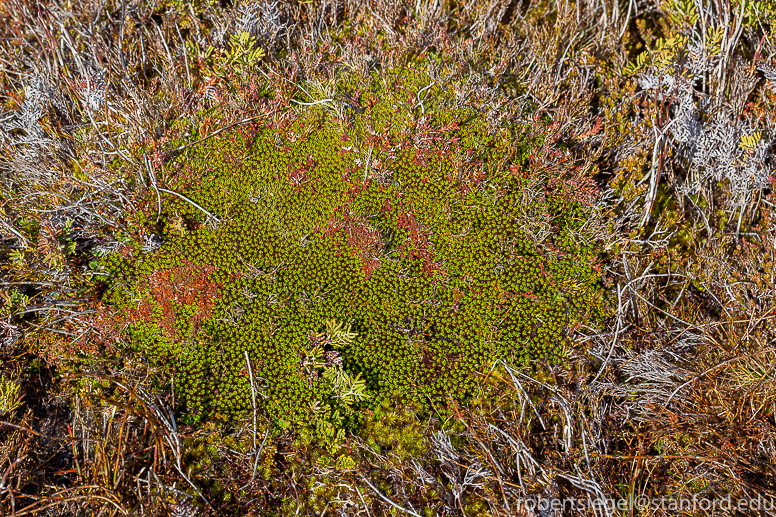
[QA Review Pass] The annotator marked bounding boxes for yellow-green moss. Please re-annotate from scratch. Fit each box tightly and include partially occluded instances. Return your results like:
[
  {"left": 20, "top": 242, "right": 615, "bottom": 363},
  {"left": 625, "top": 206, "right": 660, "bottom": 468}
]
[{"left": 99, "top": 63, "right": 606, "bottom": 425}]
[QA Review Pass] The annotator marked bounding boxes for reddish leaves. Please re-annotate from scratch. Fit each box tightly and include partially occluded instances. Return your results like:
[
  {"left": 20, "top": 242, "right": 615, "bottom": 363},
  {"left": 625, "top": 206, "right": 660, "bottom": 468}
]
[
  {"left": 321, "top": 212, "right": 385, "bottom": 280},
  {"left": 396, "top": 208, "right": 442, "bottom": 276},
  {"left": 95, "top": 261, "right": 222, "bottom": 344}
]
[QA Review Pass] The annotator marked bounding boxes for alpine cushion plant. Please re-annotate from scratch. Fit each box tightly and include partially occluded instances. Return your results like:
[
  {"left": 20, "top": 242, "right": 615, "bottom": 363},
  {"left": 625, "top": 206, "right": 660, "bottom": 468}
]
[{"left": 95, "top": 59, "right": 607, "bottom": 428}]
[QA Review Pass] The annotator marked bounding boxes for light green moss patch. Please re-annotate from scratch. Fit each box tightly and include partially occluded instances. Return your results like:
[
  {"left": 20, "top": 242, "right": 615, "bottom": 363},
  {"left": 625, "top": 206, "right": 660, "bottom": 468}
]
[{"left": 99, "top": 63, "right": 606, "bottom": 424}]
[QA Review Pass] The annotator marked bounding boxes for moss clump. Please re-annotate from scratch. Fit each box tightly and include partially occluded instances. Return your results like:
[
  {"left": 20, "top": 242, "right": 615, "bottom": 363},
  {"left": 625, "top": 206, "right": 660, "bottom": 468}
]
[{"left": 99, "top": 62, "right": 605, "bottom": 423}]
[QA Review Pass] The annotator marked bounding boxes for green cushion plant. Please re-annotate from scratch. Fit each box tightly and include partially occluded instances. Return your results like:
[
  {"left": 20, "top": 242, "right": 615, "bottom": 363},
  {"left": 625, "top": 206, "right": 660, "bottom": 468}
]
[{"left": 98, "top": 61, "right": 606, "bottom": 431}]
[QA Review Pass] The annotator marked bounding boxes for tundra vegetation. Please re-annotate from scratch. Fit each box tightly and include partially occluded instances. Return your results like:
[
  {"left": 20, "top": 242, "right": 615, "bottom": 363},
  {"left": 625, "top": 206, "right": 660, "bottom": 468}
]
[{"left": 0, "top": 0, "right": 775, "bottom": 515}]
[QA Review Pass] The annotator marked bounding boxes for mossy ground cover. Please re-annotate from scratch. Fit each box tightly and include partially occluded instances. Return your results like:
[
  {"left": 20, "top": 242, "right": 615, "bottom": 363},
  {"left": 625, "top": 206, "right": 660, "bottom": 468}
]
[
  {"left": 4, "top": 0, "right": 776, "bottom": 514},
  {"left": 97, "top": 62, "right": 606, "bottom": 427}
]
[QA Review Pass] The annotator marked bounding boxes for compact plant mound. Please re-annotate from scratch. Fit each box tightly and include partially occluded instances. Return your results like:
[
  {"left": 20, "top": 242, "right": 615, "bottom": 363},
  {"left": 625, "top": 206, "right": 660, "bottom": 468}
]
[{"left": 98, "top": 64, "right": 605, "bottom": 426}]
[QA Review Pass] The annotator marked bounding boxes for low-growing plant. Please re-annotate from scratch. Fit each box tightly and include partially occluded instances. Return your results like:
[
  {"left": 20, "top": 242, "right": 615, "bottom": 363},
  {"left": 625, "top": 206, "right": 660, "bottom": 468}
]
[{"left": 96, "top": 58, "right": 607, "bottom": 431}]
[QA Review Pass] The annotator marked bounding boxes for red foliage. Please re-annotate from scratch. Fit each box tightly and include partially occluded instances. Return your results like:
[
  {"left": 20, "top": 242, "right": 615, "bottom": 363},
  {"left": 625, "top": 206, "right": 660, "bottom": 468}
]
[
  {"left": 92, "top": 261, "right": 222, "bottom": 344},
  {"left": 320, "top": 211, "right": 385, "bottom": 279},
  {"left": 396, "top": 208, "right": 443, "bottom": 276}
]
